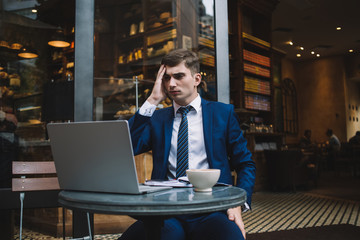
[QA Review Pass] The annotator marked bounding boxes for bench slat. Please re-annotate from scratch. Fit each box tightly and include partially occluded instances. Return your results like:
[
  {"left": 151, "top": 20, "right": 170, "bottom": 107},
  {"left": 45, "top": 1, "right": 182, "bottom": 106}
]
[
  {"left": 12, "top": 177, "right": 60, "bottom": 192},
  {"left": 12, "top": 161, "right": 57, "bottom": 175}
]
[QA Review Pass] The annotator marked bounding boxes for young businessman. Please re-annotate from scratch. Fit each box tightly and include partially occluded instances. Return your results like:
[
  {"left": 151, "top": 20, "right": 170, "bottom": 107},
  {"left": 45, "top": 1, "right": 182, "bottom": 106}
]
[{"left": 121, "top": 49, "right": 255, "bottom": 240}]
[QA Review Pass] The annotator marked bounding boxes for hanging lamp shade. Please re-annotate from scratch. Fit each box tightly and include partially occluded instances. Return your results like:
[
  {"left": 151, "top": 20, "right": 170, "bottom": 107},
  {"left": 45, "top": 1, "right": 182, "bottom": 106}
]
[
  {"left": 18, "top": 46, "right": 38, "bottom": 59},
  {"left": 48, "top": 29, "right": 70, "bottom": 48},
  {"left": 10, "top": 43, "right": 23, "bottom": 50}
]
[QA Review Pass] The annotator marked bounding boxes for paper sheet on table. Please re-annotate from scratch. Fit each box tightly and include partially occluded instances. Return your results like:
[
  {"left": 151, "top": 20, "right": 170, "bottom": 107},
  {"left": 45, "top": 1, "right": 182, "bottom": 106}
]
[{"left": 144, "top": 179, "right": 193, "bottom": 188}]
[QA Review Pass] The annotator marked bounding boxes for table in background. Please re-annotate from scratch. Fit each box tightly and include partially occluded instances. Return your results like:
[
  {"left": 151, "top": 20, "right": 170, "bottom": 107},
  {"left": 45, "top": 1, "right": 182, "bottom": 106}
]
[{"left": 59, "top": 186, "right": 246, "bottom": 240}]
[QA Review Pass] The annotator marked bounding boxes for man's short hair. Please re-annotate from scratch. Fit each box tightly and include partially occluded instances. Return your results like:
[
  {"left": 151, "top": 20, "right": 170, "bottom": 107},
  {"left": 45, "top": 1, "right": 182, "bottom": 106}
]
[
  {"left": 326, "top": 129, "right": 333, "bottom": 136},
  {"left": 161, "top": 49, "right": 200, "bottom": 75}
]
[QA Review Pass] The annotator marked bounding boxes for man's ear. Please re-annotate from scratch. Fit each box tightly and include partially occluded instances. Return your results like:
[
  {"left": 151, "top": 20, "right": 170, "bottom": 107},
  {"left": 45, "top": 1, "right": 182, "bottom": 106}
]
[{"left": 194, "top": 73, "right": 202, "bottom": 87}]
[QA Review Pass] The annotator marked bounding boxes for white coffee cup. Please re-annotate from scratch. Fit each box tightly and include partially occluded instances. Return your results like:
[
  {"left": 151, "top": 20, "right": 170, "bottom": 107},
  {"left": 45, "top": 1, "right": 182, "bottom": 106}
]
[{"left": 186, "top": 169, "right": 220, "bottom": 192}]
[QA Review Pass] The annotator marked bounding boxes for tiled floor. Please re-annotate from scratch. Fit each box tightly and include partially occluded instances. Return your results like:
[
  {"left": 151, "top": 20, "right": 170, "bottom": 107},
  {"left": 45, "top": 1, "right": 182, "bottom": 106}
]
[{"left": 14, "top": 171, "right": 360, "bottom": 240}]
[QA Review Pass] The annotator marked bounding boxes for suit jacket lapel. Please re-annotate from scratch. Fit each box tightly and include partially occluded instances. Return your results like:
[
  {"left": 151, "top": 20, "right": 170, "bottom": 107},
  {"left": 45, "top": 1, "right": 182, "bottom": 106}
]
[
  {"left": 162, "top": 107, "right": 174, "bottom": 175},
  {"left": 201, "top": 99, "right": 213, "bottom": 168}
]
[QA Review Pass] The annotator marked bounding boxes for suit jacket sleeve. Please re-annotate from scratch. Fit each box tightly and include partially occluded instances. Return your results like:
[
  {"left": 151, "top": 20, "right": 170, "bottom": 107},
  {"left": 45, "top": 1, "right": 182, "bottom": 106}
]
[
  {"left": 227, "top": 105, "right": 256, "bottom": 207},
  {"left": 127, "top": 112, "right": 152, "bottom": 155}
]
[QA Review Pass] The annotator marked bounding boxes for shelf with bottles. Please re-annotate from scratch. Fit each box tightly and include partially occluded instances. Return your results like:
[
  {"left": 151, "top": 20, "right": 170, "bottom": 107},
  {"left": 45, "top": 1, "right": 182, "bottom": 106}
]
[
  {"left": 94, "top": 76, "right": 154, "bottom": 121},
  {"left": 146, "top": 28, "right": 177, "bottom": 47},
  {"left": 48, "top": 44, "right": 74, "bottom": 81},
  {"left": 243, "top": 49, "right": 270, "bottom": 68},
  {"left": 199, "top": 47, "right": 215, "bottom": 68},
  {"left": 244, "top": 75, "right": 271, "bottom": 96},
  {"left": 242, "top": 33, "right": 270, "bottom": 70},
  {"left": 116, "top": 32, "right": 176, "bottom": 68},
  {"left": 198, "top": 34, "right": 214, "bottom": 50},
  {"left": 146, "top": 39, "right": 176, "bottom": 60},
  {"left": 244, "top": 92, "right": 271, "bottom": 112},
  {"left": 118, "top": 48, "right": 144, "bottom": 66},
  {"left": 242, "top": 32, "right": 270, "bottom": 49},
  {"left": 147, "top": 21, "right": 176, "bottom": 34}
]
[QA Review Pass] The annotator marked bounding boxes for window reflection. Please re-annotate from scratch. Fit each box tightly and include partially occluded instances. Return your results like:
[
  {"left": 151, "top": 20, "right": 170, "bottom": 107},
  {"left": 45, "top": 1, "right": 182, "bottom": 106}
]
[
  {"left": 94, "top": 0, "right": 216, "bottom": 121},
  {"left": 0, "top": 0, "right": 75, "bottom": 237}
]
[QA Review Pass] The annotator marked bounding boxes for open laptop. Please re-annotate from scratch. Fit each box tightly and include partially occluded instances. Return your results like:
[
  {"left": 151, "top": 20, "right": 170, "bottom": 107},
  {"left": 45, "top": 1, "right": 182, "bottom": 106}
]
[{"left": 47, "top": 120, "right": 171, "bottom": 194}]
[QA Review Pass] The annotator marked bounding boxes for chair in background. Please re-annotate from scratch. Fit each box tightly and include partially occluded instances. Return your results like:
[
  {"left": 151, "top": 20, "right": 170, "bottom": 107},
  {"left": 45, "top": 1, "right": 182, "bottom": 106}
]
[
  {"left": 12, "top": 161, "right": 63, "bottom": 240},
  {"left": 264, "top": 150, "right": 314, "bottom": 191},
  {"left": 334, "top": 143, "right": 356, "bottom": 176}
]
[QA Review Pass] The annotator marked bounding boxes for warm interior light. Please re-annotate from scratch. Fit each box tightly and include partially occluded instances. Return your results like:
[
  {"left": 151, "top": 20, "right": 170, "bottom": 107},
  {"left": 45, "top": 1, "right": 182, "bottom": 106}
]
[
  {"left": 311, "top": 51, "right": 315, "bottom": 55},
  {"left": 296, "top": 54, "right": 301, "bottom": 57},
  {"left": 336, "top": 26, "right": 342, "bottom": 30},
  {"left": 300, "top": 47, "right": 304, "bottom": 50},
  {"left": 289, "top": 41, "right": 294, "bottom": 45},
  {"left": 349, "top": 49, "right": 354, "bottom": 53},
  {"left": 32, "top": 9, "right": 37, "bottom": 13},
  {"left": 48, "top": 40, "right": 70, "bottom": 48},
  {"left": 18, "top": 46, "right": 38, "bottom": 59},
  {"left": 316, "top": 54, "right": 320, "bottom": 57},
  {"left": 10, "top": 43, "right": 22, "bottom": 50},
  {"left": 48, "top": 29, "right": 70, "bottom": 48}
]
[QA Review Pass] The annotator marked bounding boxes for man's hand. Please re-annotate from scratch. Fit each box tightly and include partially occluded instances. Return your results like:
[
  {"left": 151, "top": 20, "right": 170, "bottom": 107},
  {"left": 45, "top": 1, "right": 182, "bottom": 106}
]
[
  {"left": 5, "top": 113, "right": 18, "bottom": 126},
  {"left": 147, "top": 64, "right": 167, "bottom": 105},
  {"left": 227, "top": 206, "right": 246, "bottom": 239}
]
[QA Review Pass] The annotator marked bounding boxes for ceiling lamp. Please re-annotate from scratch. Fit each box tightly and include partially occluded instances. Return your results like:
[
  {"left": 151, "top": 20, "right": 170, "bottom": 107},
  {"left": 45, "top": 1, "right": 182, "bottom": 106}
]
[
  {"left": 0, "top": 40, "right": 10, "bottom": 48},
  {"left": 18, "top": 46, "right": 38, "bottom": 59},
  {"left": 10, "top": 43, "right": 22, "bottom": 50},
  {"left": 48, "top": 28, "right": 70, "bottom": 48}
]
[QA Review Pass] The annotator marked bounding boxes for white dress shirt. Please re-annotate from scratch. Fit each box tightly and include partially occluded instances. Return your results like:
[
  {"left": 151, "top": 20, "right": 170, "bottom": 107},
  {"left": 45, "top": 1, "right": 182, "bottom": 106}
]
[{"left": 139, "top": 94, "right": 209, "bottom": 179}]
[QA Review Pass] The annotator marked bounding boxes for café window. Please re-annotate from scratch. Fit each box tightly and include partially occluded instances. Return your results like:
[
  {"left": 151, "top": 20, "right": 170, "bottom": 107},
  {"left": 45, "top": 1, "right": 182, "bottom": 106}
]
[
  {"left": 93, "top": 0, "right": 217, "bottom": 120},
  {"left": 0, "top": 0, "right": 75, "bottom": 236}
]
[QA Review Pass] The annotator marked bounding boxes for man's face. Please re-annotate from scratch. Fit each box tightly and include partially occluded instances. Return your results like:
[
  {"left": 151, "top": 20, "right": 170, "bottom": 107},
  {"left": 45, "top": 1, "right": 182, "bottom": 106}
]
[{"left": 162, "top": 61, "right": 201, "bottom": 106}]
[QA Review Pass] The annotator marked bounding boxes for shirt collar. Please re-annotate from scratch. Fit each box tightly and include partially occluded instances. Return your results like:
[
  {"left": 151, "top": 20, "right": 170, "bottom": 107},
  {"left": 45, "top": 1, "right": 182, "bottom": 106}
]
[{"left": 173, "top": 94, "right": 201, "bottom": 115}]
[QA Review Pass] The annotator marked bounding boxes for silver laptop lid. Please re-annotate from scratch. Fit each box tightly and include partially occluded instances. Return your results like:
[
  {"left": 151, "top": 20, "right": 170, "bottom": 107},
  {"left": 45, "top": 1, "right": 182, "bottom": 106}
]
[{"left": 47, "top": 120, "right": 143, "bottom": 194}]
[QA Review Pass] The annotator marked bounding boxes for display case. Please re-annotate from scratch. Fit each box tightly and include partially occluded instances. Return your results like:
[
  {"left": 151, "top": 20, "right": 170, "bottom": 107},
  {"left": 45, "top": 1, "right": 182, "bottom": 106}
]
[
  {"left": 94, "top": 77, "right": 155, "bottom": 120},
  {"left": 94, "top": 0, "right": 217, "bottom": 120},
  {"left": 48, "top": 47, "right": 74, "bottom": 82},
  {"left": 13, "top": 93, "right": 42, "bottom": 124},
  {"left": 228, "top": 0, "right": 278, "bottom": 126}
]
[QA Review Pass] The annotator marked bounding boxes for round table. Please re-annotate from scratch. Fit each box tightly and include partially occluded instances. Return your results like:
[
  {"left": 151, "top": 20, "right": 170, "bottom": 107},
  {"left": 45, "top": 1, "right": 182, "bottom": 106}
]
[{"left": 59, "top": 186, "right": 246, "bottom": 239}]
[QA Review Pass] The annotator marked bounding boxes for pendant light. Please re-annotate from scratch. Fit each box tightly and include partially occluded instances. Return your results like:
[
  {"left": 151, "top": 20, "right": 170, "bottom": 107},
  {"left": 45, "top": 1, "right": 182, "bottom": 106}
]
[
  {"left": 48, "top": 28, "right": 70, "bottom": 48},
  {"left": 18, "top": 45, "right": 38, "bottom": 59}
]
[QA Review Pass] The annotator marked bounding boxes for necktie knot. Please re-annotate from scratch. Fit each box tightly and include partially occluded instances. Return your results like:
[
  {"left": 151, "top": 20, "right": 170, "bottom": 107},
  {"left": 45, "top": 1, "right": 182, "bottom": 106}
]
[{"left": 178, "top": 106, "right": 192, "bottom": 116}]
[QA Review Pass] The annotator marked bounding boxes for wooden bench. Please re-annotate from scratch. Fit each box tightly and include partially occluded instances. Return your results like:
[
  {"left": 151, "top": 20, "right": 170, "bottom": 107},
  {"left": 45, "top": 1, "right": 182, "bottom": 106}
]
[{"left": 0, "top": 161, "right": 62, "bottom": 240}]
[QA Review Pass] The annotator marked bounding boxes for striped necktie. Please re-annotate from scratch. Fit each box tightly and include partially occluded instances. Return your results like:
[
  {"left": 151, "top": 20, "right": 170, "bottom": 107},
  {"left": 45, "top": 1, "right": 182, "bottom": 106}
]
[{"left": 176, "top": 106, "right": 192, "bottom": 178}]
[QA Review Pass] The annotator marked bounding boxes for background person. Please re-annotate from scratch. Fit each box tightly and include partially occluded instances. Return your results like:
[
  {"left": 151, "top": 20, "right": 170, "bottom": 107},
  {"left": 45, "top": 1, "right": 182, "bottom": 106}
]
[
  {"left": 325, "top": 128, "right": 341, "bottom": 170},
  {"left": 299, "top": 129, "right": 313, "bottom": 149},
  {"left": 349, "top": 131, "right": 360, "bottom": 146}
]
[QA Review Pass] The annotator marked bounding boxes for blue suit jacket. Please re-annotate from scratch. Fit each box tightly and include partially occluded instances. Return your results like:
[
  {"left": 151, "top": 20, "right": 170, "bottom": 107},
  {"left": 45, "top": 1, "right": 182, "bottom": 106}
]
[{"left": 128, "top": 98, "right": 256, "bottom": 206}]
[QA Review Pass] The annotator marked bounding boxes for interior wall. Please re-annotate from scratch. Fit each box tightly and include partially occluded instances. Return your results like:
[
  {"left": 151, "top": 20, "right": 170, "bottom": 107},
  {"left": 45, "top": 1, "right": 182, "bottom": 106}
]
[
  {"left": 282, "top": 56, "right": 348, "bottom": 144},
  {"left": 344, "top": 55, "right": 360, "bottom": 140},
  {"left": 345, "top": 80, "right": 360, "bottom": 140}
]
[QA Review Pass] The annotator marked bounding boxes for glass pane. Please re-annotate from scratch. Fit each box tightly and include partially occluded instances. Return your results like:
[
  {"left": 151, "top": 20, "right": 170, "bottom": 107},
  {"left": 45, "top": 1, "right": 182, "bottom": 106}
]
[
  {"left": 0, "top": 0, "right": 75, "bottom": 236},
  {"left": 94, "top": 0, "right": 216, "bottom": 121}
]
